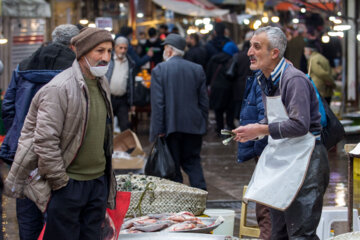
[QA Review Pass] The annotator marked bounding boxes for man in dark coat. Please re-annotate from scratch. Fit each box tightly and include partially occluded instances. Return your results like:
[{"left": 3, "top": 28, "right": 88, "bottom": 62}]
[
  {"left": 184, "top": 33, "right": 207, "bottom": 71},
  {"left": 150, "top": 34, "right": 209, "bottom": 190},
  {"left": 143, "top": 27, "right": 164, "bottom": 70},
  {"left": 206, "top": 41, "right": 238, "bottom": 134},
  {"left": 0, "top": 24, "right": 79, "bottom": 240},
  {"left": 205, "top": 22, "right": 230, "bottom": 61}
]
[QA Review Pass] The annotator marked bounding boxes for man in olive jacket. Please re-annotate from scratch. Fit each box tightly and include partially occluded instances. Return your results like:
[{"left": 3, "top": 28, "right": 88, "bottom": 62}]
[
  {"left": 4, "top": 27, "right": 116, "bottom": 240},
  {"left": 304, "top": 40, "right": 335, "bottom": 104}
]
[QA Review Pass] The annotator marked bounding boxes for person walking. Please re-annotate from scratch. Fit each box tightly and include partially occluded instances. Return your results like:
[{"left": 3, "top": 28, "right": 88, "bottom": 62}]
[
  {"left": 304, "top": 40, "right": 335, "bottom": 105},
  {"left": 233, "top": 26, "right": 329, "bottom": 239},
  {"left": 0, "top": 24, "right": 79, "bottom": 240},
  {"left": 4, "top": 27, "right": 117, "bottom": 240},
  {"left": 184, "top": 33, "right": 207, "bottom": 71},
  {"left": 105, "top": 36, "right": 135, "bottom": 132},
  {"left": 150, "top": 34, "right": 209, "bottom": 190},
  {"left": 206, "top": 41, "right": 238, "bottom": 134}
]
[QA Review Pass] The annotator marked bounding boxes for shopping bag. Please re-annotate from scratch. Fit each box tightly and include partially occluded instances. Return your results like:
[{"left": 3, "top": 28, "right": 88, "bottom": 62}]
[
  {"left": 321, "top": 98, "right": 345, "bottom": 150},
  {"left": 133, "top": 82, "right": 150, "bottom": 107},
  {"left": 145, "top": 137, "right": 176, "bottom": 179},
  {"left": 102, "top": 191, "right": 131, "bottom": 240}
]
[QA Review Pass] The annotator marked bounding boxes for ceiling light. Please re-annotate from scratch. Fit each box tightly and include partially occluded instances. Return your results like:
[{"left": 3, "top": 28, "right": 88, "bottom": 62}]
[
  {"left": 300, "top": 8, "right": 306, "bottom": 13},
  {"left": 333, "top": 25, "right": 351, "bottom": 31},
  {"left": 105, "top": 27, "right": 112, "bottom": 31},
  {"left": 195, "top": 19, "right": 203, "bottom": 26},
  {"left": 136, "top": 12, "right": 144, "bottom": 18},
  {"left": 261, "top": 16, "right": 269, "bottom": 23},
  {"left": 334, "top": 19, "right": 342, "bottom": 24},
  {"left": 337, "top": 11, "right": 342, "bottom": 16},
  {"left": 329, "top": 16, "right": 336, "bottom": 21},
  {"left": 271, "top": 16, "right": 280, "bottom": 23},
  {"left": 292, "top": 18, "right": 299, "bottom": 24},
  {"left": 200, "top": 29, "right": 209, "bottom": 34},
  {"left": 328, "top": 31, "right": 344, "bottom": 37},
  {"left": 203, "top": 18, "right": 211, "bottom": 25},
  {"left": 243, "top": 19, "right": 250, "bottom": 25}
]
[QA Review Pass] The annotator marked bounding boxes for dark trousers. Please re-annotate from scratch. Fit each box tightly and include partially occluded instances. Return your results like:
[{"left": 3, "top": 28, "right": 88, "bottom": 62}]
[
  {"left": 270, "top": 143, "right": 329, "bottom": 240},
  {"left": 214, "top": 105, "right": 236, "bottom": 133},
  {"left": 43, "top": 176, "right": 108, "bottom": 240},
  {"left": 16, "top": 198, "right": 44, "bottom": 240},
  {"left": 166, "top": 132, "right": 207, "bottom": 190},
  {"left": 111, "top": 95, "right": 130, "bottom": 131}
]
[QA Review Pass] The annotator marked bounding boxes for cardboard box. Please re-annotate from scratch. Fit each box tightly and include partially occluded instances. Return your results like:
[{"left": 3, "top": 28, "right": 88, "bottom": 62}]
[{"left": 112, "top": 130, "right": 145, "bottom": 169}]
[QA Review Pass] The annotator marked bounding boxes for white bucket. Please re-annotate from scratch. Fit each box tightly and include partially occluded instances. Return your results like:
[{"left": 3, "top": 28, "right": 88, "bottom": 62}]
[{"left": 203, "top": 209, "right": 235, "bottom": 236}]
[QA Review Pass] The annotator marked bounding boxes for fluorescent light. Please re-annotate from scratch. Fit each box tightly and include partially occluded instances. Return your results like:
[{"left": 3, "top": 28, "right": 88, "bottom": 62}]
[
  {"left": 0, "top": 38, "right": 8, "bottom": 44},
  {"left": 321, "top": 35, "right": 330, "bottom": 43},
  {"left": 203, "top": 18, "right": 211, "bottom": 25},
  {"left": 136, "top": 12, "right": 144, "bottom": 18},
  {"left": 328, "top": 31, "right": 344, "bottom": 37},
  {"left": 292, "top": 18, "right": 299, "bottom": 24},
  {"left": 261, "top": 16, "right": 269, "bottom": 23},
  {"left": 243, "top": 19, "right": 250, "bottom": 25},
  {"left": 300, "top": 8, "right": 306, "bottom": 13},
  {"left": 79, "top": 19, "right": 89, "bottom": 25},
  {"left": 271, "top": 16, "right": 280, "bottom": 23},
  {"left": 333, "top": 25, "right": 351, "bottom": 31}
]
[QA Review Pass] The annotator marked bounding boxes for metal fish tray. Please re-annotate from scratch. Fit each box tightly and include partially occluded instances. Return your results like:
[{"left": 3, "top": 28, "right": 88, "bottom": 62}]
[
  {"left": 175, "top": 216, "right": 224, "bottom": 233},
  {"left": 117, "top": 232, "right": 232, "bottom": 240}
]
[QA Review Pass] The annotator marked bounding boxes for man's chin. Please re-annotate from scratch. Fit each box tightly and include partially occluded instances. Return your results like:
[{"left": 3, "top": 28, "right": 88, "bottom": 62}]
[{"left": 250, "top": 65, "right": 259, "bottom": 71}]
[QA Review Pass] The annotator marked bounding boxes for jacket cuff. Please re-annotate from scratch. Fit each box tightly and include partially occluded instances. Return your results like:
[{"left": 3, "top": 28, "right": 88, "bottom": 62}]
[
  {"left": 48, "top": 173, "right": 69, "bottom": 191},
  {"left": 268, "top": 122, "right": 282, "bottom": 139}
]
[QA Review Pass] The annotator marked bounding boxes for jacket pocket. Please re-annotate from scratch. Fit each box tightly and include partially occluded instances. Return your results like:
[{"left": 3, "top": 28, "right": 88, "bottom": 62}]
[{"left": 24, "top": 172, "right": 51, "bottom": 213}]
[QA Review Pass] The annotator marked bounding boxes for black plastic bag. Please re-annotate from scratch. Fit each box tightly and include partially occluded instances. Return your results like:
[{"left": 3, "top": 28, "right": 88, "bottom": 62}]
[
  {"left": 145, "top": 137, "right": 176, "bottom": 179},
  {"left": 321, "top": 98, "right": 345, "bottom": 150},
  {"left": 133, "top": 82, "right": 150, "bottom": 107}
]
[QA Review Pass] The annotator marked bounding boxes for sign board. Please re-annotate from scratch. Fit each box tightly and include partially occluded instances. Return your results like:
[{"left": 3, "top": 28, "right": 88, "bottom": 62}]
[
  {"left": 95, "top": 17, "right": 113, "bottom": 30},
  {"left": 11, "top": 18, "right": 45, "bottom": 71}
]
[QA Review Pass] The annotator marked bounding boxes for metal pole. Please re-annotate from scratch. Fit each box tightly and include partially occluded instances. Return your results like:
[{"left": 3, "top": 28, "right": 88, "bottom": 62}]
[{"left": 348, "top": 155, "right": 354, "bottom": 232}]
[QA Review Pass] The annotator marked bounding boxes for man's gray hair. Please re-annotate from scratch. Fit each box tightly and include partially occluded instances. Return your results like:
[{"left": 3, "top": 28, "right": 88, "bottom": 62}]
[
  {"left": 51, "top": 24, "right": 79, "bottom": 46},
  {"left": 254, "top": 26, "right": 287, "bottom": 59},
  {"left": 168, "top": 45, "right": 184, "bottom": 57},
  {"left": 115, "top": 36, "right": 129, "bottom": 46}
]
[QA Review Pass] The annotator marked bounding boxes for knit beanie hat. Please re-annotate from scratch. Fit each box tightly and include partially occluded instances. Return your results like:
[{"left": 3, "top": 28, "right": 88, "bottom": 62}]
[
  {"left": 71, "top": 27, "right": 114, "bottom": 59},
  {"left": 223, "top": 41, "right": 239, "bottom": 56}
]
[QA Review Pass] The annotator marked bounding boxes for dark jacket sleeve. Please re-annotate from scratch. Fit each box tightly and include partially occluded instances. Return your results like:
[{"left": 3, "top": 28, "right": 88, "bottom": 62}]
[
  {"left": 127, "top": 45, "right": 150, "bottom": 68},
  {"left": 149, "top": 66, "right": 165, "bottom": 142},
  {"left": 198, "top": 68, "right": 209, "bottom": 122},
  {"left": 2, "top": 69, "right": 18, "bottom": 132},
  {"left": 268, "top": 75, "right": 312, "bottom": 139}
]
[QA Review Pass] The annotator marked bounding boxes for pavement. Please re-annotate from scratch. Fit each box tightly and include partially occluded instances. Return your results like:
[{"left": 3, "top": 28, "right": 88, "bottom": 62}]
[{"left": 1, "top": 113, "right": 358, "bottom": 239}]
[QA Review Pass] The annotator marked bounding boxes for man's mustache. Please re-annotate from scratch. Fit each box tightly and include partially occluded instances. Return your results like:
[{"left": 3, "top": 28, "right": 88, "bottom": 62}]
[
  {"left": 249, "top": 56, "right": 256, "bottom": 61},
  {"left": 96, "top": 61, "right": 108, "bottom": 66}
]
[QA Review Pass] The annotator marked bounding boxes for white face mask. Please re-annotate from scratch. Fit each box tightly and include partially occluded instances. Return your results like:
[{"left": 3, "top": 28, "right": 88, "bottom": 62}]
[
  {"left": 139, "top": 39, "right": 146, "bottom": 45},
  {"left": 85, "top": 57, "right": 109, "bottom": 77}
]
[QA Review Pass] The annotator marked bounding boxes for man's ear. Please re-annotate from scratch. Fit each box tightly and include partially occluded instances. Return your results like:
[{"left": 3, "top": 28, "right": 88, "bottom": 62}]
[{"left": 271, "top": 48, "right": 280, "bottom": 60}]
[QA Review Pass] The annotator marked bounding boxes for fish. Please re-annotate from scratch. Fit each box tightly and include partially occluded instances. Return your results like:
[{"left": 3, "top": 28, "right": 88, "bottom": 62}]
[
  {"left": 133, "top": 220, "right": 175, "bottom": 232},
  {"left": 162, "top": 221, "right": 197, "bottom": 232}
]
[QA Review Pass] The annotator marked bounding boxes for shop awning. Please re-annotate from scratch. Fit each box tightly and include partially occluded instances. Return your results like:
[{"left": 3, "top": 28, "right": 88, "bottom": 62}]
[
  {"left": 152, "top": 0, "right": 229, "bottom": 17},
  {"left": 1, "top": 0, "right": 51, "bottom": 18},
  {"left": 266, "top": 0, "right": 335, "bottom": 11}
]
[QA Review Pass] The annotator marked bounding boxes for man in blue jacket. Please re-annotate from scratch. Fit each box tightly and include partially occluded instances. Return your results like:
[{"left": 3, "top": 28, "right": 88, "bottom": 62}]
[
  {"left": 150, "top": 34, "right": 209, "bottom": 190},
  {"left": 0, "top": 24, "right": 79, "bottom": 240}
]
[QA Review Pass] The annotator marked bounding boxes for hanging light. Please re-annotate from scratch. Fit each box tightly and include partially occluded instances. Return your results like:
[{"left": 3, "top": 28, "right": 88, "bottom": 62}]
[
  {"left": 337, "top": 11, "right": 342, "bottom": 16},
  {"left": 0, "top": 33, "right": 8, "bottom": 45},
  {"left": 200, "top": 29, "right": 209, "bottom": 34},
  {"left": 261, "top": 16, "right": 269, "bottom": 23},
  {"left": 300, "top": 8, "right": 306, "bottom": 13},
  {"left": 104, "top": 27, "right": 112, "bottom": 31},
  {"left": 333, "top": 19, "right": 342, "bottom": 24},
  {"left": 88, "top": 23, "right": 96, "bottom": 28},
  {"left": 243, "top": 19, "right": 250, "bottom": 25},
  {"left": 203, "top": 18, "right": 211, "bottom": 25},
  {"left": 271, "top": 16, "right": 280, "bottom": 23},
  {"left": 329, "top": 16, "right": 336, "bottom": 21},
  {"left": 79, "top": 19, "right": 89, "bottom": 25},
  {"left": 253, "top": 20, "right": 262, "bottom": 29},
  {"left": 292, "top": 18, "right": 299, "bottom": 24},
  {"left": 321, "top": 35, "right": 330, "bottom": 43},
  {"left": 205, "top": 24, "right": 213, "bottom": 31},
  {"left": 136, "top": 12, "right": 144, "bottom": 18},
  {"left": 195, "top": 19, "right": 203, "bottom": 26}
]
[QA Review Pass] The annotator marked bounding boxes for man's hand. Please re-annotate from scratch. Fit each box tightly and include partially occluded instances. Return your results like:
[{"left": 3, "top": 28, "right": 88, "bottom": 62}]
[
  {"left": 232, "top": 124, "right": 269, "bottom": 142},
  {"left": 147, "top": 48, "right": 154, "bottom": 57}
]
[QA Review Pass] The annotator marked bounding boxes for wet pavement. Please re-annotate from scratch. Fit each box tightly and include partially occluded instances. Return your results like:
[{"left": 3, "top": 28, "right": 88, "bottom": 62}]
[{"left": 1, "top": 112, "right": 358, "bottom": 239}]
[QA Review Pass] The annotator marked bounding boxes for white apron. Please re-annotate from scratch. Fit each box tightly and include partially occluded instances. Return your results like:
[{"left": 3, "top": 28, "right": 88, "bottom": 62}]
[{"left": 244, "top": 83, "right": 316, "bottom": 210}]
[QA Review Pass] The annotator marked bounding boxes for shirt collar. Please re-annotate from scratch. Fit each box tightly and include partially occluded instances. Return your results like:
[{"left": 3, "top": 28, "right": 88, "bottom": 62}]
[{"left": 270, "top": 57, "right": 286, "bottom": 82}]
